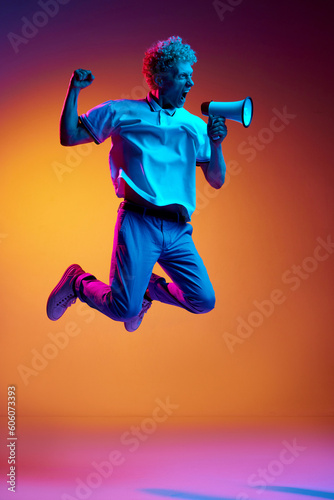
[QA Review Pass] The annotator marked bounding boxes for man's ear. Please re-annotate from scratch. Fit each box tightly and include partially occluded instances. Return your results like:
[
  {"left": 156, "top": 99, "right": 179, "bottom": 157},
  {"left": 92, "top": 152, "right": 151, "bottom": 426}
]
[{"left": 154, "top": 74, "right": 163, "bottom": 87}]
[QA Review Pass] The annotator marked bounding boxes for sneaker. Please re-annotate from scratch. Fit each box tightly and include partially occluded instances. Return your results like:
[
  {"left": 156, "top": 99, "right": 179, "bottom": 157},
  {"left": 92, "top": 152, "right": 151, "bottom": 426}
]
[
  {"left": 47, "top": 264, "right": 85, "bottom": 321},
  {"left": 124, "top": 296, "right": 152, "bottom": 332}
]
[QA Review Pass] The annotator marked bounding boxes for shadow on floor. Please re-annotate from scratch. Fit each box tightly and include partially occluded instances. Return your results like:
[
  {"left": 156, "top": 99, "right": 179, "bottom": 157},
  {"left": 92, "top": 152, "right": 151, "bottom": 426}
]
[
  {"left": 139, "top": 489, "right": 236, "bottom": 500},
  {"left": 140, "top": 486, "right": 334, "bottom": 500},
  {"left": 263, "top": 486, "right": 334, "bottom": 499}
]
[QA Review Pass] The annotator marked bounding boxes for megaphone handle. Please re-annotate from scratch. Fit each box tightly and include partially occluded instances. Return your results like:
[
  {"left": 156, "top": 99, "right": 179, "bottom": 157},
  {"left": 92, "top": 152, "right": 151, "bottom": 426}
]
[{"left": 209, "top": 114, "right": 223, "bottom": 141}]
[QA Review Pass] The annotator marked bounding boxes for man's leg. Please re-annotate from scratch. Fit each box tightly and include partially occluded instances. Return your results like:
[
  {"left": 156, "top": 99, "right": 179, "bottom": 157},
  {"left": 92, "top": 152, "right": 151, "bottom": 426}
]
[
  {"left": 74, "top": 207, "right": 161, "bottom": 321},
  {"left": 148, "top": 220, "right": 216, "bottom": 314},
  {"left": 47, "top": 211, "right": 214, "bottom": 324}
]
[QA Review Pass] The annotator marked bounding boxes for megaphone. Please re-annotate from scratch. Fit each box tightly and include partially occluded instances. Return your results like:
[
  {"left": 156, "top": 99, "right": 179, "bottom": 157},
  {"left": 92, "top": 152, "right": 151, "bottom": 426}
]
[{"left": 201, "top": 96, "right": 253, "bottom": 127}]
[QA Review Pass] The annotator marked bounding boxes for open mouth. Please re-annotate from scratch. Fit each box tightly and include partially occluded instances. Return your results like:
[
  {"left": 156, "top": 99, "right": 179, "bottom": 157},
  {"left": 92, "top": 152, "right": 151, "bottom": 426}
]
[{"left": 181, "top": 91, "right": 189, "bottom": 101}]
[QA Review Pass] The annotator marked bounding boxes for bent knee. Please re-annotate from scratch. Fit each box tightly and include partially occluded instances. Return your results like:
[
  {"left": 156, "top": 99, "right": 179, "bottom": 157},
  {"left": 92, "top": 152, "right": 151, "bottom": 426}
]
[
  {"left": 107, "top": 293, "right": 142, "bottom": 321},
  {"left": 198, "top": 291, "right": 216, "bottom": 313},
  {"left": 187, "top": 290, "right": 216, "bottom": 314}
]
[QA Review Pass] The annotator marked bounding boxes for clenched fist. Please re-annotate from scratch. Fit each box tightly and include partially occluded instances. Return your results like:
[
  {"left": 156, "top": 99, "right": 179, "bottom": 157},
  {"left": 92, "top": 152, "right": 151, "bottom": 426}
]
[{"left": 70, "top": 69, "right": 95, "bottom": 89}]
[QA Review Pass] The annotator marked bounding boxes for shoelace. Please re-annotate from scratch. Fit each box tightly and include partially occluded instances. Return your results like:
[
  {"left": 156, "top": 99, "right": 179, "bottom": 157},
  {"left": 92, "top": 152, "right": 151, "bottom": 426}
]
[
  {"left": 57, "top": 294, "right": 76, "bottom": 308},
  {"left": 138, "top": 299, "right": 152, "bottom": 318}
]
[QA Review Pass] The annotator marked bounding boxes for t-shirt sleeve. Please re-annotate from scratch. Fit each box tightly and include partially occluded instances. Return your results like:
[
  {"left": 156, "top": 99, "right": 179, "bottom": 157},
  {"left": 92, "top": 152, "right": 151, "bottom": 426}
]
[
  {"left": 195, "top": 117, "right": 210, "bottom": 163},
  {"left": 79, "top": 100, "right": 115, "bottom": 144}
]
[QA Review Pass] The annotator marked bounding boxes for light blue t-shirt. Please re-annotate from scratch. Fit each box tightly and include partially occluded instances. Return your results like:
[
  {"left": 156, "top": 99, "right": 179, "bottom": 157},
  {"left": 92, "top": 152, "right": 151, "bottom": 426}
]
[{"left": 80, "top": 93, "right": 210, "bottom": 218}]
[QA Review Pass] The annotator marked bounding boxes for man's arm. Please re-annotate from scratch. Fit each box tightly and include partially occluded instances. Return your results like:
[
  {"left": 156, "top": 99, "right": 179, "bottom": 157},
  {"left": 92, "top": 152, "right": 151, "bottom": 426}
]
[
  {"left": 60, "top": 69, "right": 95, "bottom": 146},
  {"left": 199, "top": 116, "right": 228, "bottom": 189}
]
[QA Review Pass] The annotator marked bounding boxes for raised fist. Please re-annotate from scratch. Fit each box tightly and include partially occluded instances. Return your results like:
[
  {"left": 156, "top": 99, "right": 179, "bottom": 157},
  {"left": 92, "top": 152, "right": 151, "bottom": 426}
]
[{"left": 71, "top": 69, "right": 95, "bottom": 89}]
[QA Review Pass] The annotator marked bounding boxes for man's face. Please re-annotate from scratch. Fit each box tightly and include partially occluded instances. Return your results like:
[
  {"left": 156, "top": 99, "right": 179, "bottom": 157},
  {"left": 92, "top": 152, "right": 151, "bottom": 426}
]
[{"left": 157, "top": 61, "right": 194, "bottom": 109}]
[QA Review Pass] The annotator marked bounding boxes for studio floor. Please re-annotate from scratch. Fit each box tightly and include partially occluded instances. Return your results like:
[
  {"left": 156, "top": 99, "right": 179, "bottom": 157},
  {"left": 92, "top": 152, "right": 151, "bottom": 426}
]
[{"left": 0, "top": 417, "right": 333, "bottom": 500}]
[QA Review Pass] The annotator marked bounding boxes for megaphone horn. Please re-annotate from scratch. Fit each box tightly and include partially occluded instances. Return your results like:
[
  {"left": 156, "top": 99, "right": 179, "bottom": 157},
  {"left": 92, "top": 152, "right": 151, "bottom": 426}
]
[{"left": 201, "top": 96, "right": 253, "bottom": 127}]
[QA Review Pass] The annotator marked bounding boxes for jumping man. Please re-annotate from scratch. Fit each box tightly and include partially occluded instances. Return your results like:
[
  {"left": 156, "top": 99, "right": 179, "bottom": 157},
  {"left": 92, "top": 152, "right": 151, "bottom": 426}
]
[{"left": 47, "top": 36, "right": 227, "bottom": 331}]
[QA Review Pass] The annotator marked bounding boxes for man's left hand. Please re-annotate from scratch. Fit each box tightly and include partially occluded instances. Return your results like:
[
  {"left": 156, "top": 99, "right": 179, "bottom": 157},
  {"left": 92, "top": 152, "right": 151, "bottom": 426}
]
[{"left": 207, "top": 116, "right": 227, "bottom": 145}]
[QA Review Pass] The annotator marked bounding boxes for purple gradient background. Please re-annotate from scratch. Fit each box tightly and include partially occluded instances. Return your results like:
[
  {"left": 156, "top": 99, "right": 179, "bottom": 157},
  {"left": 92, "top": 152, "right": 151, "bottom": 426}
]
[{"left": 1, "top": 0, "right": 334, "bottom": 498}]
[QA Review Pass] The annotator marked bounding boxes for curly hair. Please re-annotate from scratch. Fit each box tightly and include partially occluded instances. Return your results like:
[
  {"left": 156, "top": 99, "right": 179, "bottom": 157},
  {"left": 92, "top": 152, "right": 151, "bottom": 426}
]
[{"left": 142, "top": 36, "right": 197, "bottom": 91}]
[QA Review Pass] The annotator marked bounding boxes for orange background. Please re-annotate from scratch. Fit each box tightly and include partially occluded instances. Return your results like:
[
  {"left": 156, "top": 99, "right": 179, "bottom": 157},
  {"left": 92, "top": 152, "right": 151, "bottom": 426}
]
[{"left": 1, "top": 0, "right": 333, "bottom": 418}]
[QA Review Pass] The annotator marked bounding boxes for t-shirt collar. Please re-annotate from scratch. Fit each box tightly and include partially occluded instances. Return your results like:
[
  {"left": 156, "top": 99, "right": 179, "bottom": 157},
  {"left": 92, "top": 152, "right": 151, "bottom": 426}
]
[{"left": 146, "top": 92, "right": 176, "bottom": 116}]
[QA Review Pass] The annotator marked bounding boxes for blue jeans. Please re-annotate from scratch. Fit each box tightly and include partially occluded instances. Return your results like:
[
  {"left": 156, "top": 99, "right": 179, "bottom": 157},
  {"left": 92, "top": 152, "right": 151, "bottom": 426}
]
[{"left": 74, "top": 206, "right": 216, "bottom": 321}]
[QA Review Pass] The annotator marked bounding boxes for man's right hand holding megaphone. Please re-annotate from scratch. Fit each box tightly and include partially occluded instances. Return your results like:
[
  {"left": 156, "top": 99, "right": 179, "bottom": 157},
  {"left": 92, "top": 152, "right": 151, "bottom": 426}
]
[{"left": 207, "top": 115, "right": 228, "bottom": 144}]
